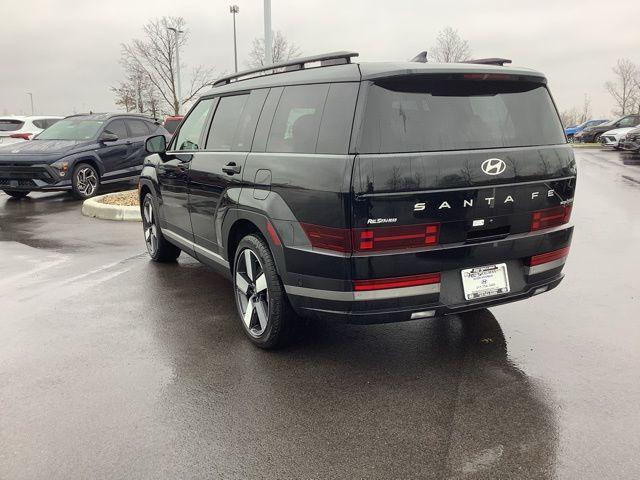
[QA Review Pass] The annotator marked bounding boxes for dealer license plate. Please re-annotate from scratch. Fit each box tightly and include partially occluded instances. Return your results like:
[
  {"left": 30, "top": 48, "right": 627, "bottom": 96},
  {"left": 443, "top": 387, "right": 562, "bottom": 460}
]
[{"left": 461, "top": 263, "right": 510, "bottom": 301}]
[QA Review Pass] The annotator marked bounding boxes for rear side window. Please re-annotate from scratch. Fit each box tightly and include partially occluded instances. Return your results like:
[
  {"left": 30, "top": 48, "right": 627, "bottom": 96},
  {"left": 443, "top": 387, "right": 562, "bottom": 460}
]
[
  {"left": 267, "top": 84, "right": 329, "bottom": 153},
  {"left": 173, "top": 98, "right": 215, "bottom": 151},
  {"left": 205, "top": 94, "right": 249, "bottom": 151},
  {"left": 316, "top": 83, "right": 359, "bottom": 154},
  {"left": 0, "top": 120, "right": 24, "bottom": 132},
  {"left": 358, "top": 77, "right": 566, "bottom": 153},
  {"left": 127, "top": 119, "right": 151, "bottom": 137},
  {"left": 33, "top": 120, "right": 47, "bottom": 129},
  {"left": 104, "top": 119, "right": 128, "bottom": 139}
]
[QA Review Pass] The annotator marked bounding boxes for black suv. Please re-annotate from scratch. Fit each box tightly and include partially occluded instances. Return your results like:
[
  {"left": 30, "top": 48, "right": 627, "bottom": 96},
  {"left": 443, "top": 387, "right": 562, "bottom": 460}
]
[
  {"left": 0, "top": 113, "right": 169, "bottom": 199},
  {"left": 139, "top": 52, "right": 575, "bottom": 348}
]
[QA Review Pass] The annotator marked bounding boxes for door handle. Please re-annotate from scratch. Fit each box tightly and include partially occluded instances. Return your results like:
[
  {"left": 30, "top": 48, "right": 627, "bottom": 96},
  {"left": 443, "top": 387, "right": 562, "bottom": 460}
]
[{"left": 222, "top": 162, "right": 241, "bottom": 175}]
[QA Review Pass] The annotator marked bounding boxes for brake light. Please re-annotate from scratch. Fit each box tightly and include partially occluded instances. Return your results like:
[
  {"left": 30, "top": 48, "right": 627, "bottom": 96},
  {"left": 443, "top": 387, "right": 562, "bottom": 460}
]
[
  {"left": 9, "top": 133, "right": 32, "bottom": 140},
  {"left": 530, "top": 205, "right": 572, "bottom": 231},
  {"left": 300, "top": 223, "right": 351, "bottom": 252},
  {"left": 527, "top": 246, "right": 570, "bottom": 266},
  {"left": 301, "top": 222, "right": 440, "bottom": 253},
  {"left": 462, "top": 73, "right": 516, "bottom": 81},
  {"left": 354, "top": 273, "right": 441, "bottom": 291},
  {"left": 353, "top": 223, "right": 440, "bottom": 252}
]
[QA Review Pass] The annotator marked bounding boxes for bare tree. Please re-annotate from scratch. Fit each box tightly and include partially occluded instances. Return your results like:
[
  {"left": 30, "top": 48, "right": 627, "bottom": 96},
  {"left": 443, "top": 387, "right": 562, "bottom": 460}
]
[
  {"left": 121, "top": 17, "right": 216, "bottom": 115},
  {"left": 247, "top": 31, "right": 301, "bottom": 68},
  {"left": 559, "top": 108, "right": 580, "bottom": 127},
  {"left": 111, "top": 82, "right": 136, "bottom": 112},
  {"left": 430, "top": 27, "right": 471, "bottom": 63},
  {"left": 579, "top": 94, "right": 591, "bottom": 124},
  {"left": 605, "top": 58, "right": 639, "bottom": 116}
]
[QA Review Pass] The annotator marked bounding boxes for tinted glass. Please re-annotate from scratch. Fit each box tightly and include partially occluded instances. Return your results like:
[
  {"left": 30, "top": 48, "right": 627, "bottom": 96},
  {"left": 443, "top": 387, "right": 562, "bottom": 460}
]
[
  {"left": 37, "top": 118, "right": 104, "bottom": 140},
  {"left": 205, "top": 94, "right": 249, "bottom": 151},
  {"left": 45, "top": 119, "right": 60, "bottom": 128},
  {"left": 316, "top": 83, "right": 359, "bottom": 154},
  {"left": 173, "top": 99, "right": 214, "bottom": 151},
  {"left": 0, "top": 120, "right": 24, "bottom": 132},
  {"left": 33, "top": 120, "right": 47, "bottom": 129},
  {"left": 617, "top": 116, "right": 639, "bottom": 128},
  {"left": 358, "top": 77, "right": 566, "bottom": 153},
  {"left": 105, "top": 120, "right": 128, "bottom": 139},
  {"left": 127, "top": 119, "right": 150, "bottom": 137},
  {"left": 231, "top": 89, "right": 268, "bottom": 151},
  {"left": 252, "top": 87, "right": 283, "bottom": 152},
  {"left": 163, "top": 119, "right": 181, "bottom": 134},
  {"left": 267, "top": 84, "right": 329, "bottom": 153}
]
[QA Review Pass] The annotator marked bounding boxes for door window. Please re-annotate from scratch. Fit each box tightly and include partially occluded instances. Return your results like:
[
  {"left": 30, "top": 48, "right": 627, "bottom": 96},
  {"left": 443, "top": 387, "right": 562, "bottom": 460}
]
[
  {"left": 127, "top": 119, "right": 151, "bottom": 137},
  {"left": 172, "top": 99, "right": 215, "bottom": 151},
  {"left": 205, "top": 94, "right": 249, "bottom": 151},
  {"left": 266, "top": 84, "right": 329, "bottom": 153},
  {"left": 104, "top": 120, "right": 128, "bottom": 140}
]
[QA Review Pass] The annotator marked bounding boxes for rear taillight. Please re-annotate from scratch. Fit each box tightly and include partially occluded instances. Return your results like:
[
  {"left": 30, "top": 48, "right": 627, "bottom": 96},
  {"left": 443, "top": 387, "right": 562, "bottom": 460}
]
[
  {"left": 530, "top": 205, "right": 572, "bottom": 231},
  {"left": 300, "top": 223, "right": 440, "bottom": 253},
  {"left": 527, "top": 246, "right": 570, "bottom": 266},
  {"left": 300, "top": 223, "right": 351, "bottom": 252},
  {"left": 9, "top": 133, "right": 32, "bottom": 140},
  {"left": 353, "top": 223, "right": 439, "bottom": 252},
  {"left": 353, "top": 273, "right": 441, "bottom": 291}
]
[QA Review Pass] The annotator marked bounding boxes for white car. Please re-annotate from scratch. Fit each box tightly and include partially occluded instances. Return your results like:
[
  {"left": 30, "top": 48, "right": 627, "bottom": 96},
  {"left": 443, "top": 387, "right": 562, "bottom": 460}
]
[
  {"left": 599, "top": 127, "right": 635, "bottom": 149},
  {"left": 0, "top": 116, "right": 63, "bottom": 147}
]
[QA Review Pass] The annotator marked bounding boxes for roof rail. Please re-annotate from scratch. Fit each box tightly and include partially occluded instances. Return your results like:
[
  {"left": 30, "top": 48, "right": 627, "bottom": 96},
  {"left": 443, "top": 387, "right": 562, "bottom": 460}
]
[
  {"left": 213, "top": 51, "right": 359, "bottom": 87},
  {"left": 464, "top": 58, "right": 512, "bottom": 67}
]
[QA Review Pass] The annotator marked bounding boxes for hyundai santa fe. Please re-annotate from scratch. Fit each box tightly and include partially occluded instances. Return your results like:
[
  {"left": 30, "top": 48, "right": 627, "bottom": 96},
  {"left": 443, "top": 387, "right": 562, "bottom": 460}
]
[{"left": 138, "top": 51, "right": 575, "bottom": 348}]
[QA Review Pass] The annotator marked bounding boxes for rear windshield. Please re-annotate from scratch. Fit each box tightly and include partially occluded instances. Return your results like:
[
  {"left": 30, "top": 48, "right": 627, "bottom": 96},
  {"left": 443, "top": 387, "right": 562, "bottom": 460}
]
[
  {"left": 358, "top": 76, "right": 565, "bottom": 153},
  {"left": 0, "top": 120, "right": 24, "bottom": 132},
  {"left": 36, "top": 118, "right": 104, "bottom": 140}
]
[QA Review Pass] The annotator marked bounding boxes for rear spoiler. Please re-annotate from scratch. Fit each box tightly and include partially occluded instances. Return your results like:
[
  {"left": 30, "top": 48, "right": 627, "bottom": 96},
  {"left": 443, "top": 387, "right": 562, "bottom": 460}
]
[{"left": 409, "top": 52, "right": 512, "bottom": 67}]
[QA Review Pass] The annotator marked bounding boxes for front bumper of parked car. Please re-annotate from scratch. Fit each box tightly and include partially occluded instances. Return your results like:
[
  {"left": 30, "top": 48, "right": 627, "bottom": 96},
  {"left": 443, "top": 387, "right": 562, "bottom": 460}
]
[
  {"left": 0, "top": 163, "right": 70, "bottom": 191},
  {"left": 620, "top": 134, "right": 640, "bottom": 151},
  {"left": 600, "top": 135, "right": 620, "bottom": 147}
]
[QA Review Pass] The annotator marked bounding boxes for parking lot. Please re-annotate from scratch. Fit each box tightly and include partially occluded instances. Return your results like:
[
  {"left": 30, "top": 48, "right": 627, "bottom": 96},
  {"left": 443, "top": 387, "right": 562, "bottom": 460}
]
[{"left": 0, "top": 148, "right": 639, "bottom": 479}]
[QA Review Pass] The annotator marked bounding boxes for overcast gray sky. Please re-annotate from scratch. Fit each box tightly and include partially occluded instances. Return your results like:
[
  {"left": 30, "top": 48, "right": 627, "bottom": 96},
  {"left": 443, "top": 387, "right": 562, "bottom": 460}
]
[{"left": 2, "top": 0, "right": 639, "bottom": 118}]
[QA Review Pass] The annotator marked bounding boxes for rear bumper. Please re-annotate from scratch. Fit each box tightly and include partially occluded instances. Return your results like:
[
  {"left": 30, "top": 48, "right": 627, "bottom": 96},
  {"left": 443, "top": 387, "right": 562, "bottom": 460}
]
[
  {"left": 283, "top": 225, "right": 573, "bottom": 324},
  {"left": 0, "top": 164, "right": 70, "bottom": 191}
]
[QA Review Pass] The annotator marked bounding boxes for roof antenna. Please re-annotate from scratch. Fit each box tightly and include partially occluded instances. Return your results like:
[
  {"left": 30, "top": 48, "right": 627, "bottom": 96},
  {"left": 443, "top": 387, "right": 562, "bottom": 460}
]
[{"left": 410, "top": 51, "right": 428, "bottom": 63}]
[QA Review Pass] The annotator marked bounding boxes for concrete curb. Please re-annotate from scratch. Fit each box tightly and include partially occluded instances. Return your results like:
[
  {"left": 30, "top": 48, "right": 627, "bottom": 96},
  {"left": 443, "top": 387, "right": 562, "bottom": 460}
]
[
  {"left": 622, "top": 175, "right": 640, "bottom": 185},
  {"left": 571, "top": 144, "right": 602, "bottom": 149},
  {"left": 81, "top": 194, "right": 141, "bottom": 222}
]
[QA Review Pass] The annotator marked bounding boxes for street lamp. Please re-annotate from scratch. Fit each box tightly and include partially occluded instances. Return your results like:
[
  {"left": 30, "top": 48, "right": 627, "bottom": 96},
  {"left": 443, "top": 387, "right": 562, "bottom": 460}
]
[
  {"left": 167, "top": 26, "right": 184, "bottom": 115},
  {"left": 230, "top": 5, "right": 239, "bottom": 73},
  {"left": 264, "top": 0, "right": 272, "bottom": 65},
  {"left": 27, "top": 92, "right": 34, "bottom": 115}
]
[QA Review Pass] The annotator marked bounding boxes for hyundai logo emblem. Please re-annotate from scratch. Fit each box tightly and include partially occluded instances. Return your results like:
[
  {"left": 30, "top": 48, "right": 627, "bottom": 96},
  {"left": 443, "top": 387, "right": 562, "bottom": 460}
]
[{"left": 481, "top": 158, "right": 507, "bottom": 176}]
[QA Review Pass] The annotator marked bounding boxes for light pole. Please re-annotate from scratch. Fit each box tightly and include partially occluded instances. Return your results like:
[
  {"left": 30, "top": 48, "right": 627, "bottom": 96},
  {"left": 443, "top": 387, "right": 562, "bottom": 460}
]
[
  {"left": 264, "top": 0, "right": 272, "bottom": 65},
  {"left": 27, "top": 92, "right": 34, "bottom": 115},
  {"left": 230, "top": 5, "right": 239, "bottom": 73},
  {"left": 167, "top": 26, "right": 184, "bottom": 114}
]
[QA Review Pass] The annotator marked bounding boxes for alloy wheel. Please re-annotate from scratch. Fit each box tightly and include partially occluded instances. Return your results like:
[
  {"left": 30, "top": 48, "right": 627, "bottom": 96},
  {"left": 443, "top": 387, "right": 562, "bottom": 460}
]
[
  {"left": 235, "top": 248, "right": 269, "bottom": 337},
  {"left": 143, "top": 198, "right": 158, "bottom": 256},
  {"left": 76, "top": 167, "right": 98, "bottom": 197}
]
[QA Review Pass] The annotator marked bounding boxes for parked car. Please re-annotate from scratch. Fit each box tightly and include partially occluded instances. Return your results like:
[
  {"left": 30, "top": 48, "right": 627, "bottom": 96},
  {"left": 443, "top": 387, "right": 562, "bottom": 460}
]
[
  {"left": 139, "top": 51, "right": 575, "bottom": 348},
  {"left": 0, "top": 116, "right": 63, "bottom": 146},
  {"left": 0, "top": 113, "right": 170, "bottom": 199},
  {"left": 599, "top": 127, "right": 635, "bottom": 149},
  {"left": 619, "top": 125, "right": 640, "bottom": 152},
  {"left": 575, "top": 114, "right": 640, "bottom": 143},
  {"left": 564, "top": 119, "right": 608, "bottom": 142},
  {"left": 163, "top": 116, "right": 183, "bottom": 135}
]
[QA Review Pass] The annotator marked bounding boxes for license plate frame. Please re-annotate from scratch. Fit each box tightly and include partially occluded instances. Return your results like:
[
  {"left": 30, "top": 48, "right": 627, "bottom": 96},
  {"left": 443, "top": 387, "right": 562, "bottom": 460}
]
[{"left": 461, "top": 263, "right": 510, "bottom": 301}]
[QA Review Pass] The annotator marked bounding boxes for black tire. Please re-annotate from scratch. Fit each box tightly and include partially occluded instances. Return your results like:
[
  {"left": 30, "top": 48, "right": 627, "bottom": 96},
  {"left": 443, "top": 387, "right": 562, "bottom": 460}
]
[
  {"left": 71, "top": 162, "right": 100, "bottom": 199},
  {"left": 141, "top": 193, "right": 181, "bottom": 262},
  {"left": 3, "top": 190, "right": 30, "bottom": 199},
  {"left": 233, "top": 234, "right": 296, "bottom": 349},
  {"left": 592, "top": 134, "right": 601, "bottom": 144}
]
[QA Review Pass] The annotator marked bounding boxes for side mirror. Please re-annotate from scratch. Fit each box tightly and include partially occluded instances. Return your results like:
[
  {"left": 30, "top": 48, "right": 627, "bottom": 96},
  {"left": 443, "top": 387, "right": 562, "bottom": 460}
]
[
  {"left": 100, "top": 132, "right": 119, "bottom": 143},
  {"left": 146, "top": 134, "right": 166, "bottom": 154}
]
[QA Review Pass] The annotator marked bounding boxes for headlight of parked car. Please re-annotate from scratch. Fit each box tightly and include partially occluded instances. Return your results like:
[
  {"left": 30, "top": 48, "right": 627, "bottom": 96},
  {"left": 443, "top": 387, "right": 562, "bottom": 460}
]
[{"left": 50, "top": 159, "right": 70, "bottom": 176}]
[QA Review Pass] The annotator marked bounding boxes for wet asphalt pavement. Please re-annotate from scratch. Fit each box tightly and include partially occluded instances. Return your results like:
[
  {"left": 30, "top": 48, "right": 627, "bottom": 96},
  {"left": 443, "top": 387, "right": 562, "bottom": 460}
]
[{"left": 1, "top": 149, "right": 639, "bottom": 480}]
